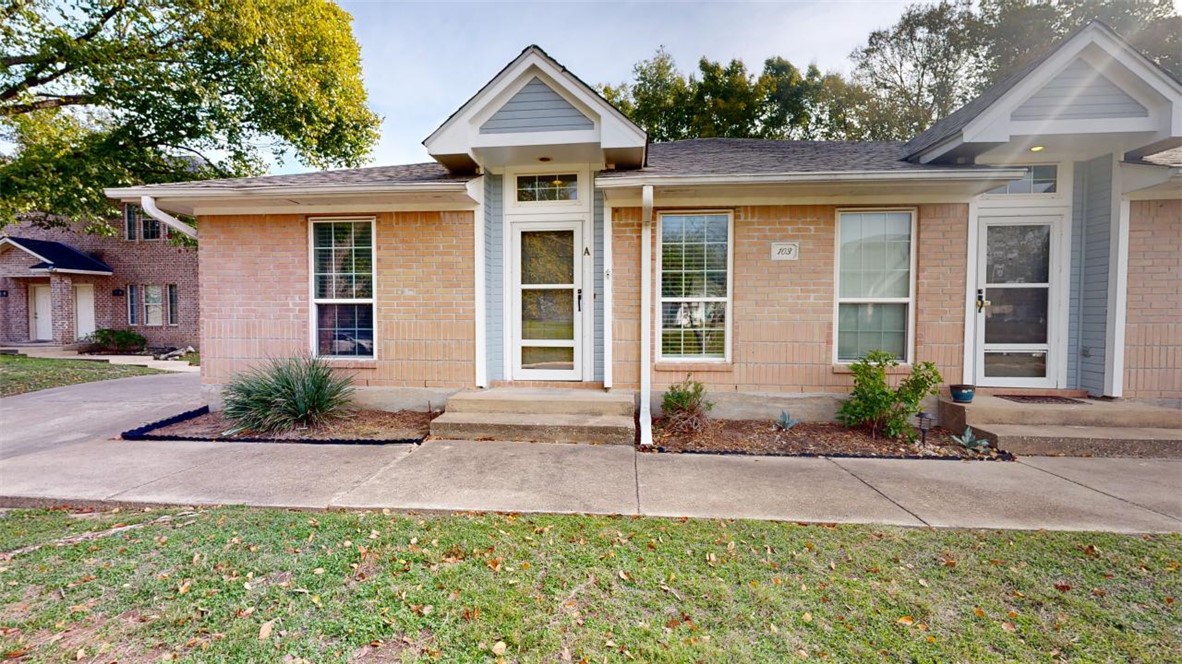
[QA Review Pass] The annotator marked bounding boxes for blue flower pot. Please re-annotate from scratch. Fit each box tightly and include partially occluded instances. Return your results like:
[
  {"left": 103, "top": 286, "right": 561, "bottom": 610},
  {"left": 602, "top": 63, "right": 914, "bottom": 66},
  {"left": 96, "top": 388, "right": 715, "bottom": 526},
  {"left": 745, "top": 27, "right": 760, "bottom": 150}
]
[{"left": 950, "top": 384, "right": 976, "bottom": 404}]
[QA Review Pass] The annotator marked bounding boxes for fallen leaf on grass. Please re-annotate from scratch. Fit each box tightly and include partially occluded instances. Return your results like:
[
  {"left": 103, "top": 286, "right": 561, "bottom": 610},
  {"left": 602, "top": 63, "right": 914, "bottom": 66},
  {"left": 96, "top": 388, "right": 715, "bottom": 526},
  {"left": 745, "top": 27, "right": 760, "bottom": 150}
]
[
  {"left": 1001, "top": 621, "right": 1016, "bottom": 632},
  {"left": 973, "top": 607, "right": 986, "bottom": 618},
  {"left": 1054, "top": 583, "right": 1072, "bottom": 592},
  {"left": 802, "top": 612, "right": 813, "bottom": 623},
  {"left": 896, "top": 616, "right": 914, "bottom": 626},
  {"left": 491, "top": 641, "right": 507, "bottom": 656},
  {"left": 259, "top": 620, "right": 274, "bottom": 640}
]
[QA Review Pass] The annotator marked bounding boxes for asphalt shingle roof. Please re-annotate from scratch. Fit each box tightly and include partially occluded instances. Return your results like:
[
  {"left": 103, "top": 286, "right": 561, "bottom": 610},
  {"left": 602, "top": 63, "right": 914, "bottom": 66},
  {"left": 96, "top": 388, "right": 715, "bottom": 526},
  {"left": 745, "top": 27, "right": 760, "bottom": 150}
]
[
  {"left": 599, "top": 138, "right": 978, "bottom": 179},
  {"left": 1136, "top": 147, "right": 1182, "bottom": 167},
  {"left": 1, "top": 236, "right": 114, "bottom": 274},
  {"left": 130, "top": 162, "right": 472, "bottom": 191}
]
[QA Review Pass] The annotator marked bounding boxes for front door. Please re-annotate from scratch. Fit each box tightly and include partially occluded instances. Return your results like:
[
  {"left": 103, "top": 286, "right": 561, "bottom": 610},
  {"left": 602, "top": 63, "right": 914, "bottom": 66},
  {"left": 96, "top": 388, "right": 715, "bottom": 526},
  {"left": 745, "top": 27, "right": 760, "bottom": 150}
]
[
  {"left": 29, "top": 284, "right": 52, "bottom": 341},
  {"left": 74, "top": 284, "right": 96, "bottom": 339},
  {"left": 512, "top": 222, "right": 582, "bottom": 380},
  {"left": 974, "top": 217, "right": 1062, "bottom": 387}
]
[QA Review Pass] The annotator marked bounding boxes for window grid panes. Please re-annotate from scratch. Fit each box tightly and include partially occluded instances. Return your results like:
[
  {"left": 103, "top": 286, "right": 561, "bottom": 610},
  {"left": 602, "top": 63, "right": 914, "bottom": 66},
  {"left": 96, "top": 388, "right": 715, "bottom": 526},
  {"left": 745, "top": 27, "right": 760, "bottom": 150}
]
[
  {"left": 124, "top": 205, "right": 139, "bottom": 241},
  {"left": 313, "top": 220, "right": 375, "bottom": 358},
  {"left": 660, "top": 213, "right": 729, "bottom": 359},
  {"left": 142, "top": 215, "right": 161, "bottom": 241},
  {"left": 987, "top": 165, "right": 1057, "bottom": 195},
  {"left": 127, "top": 284, "right": 138, "bottom": 325},
  {"left": 836, "top": 211, "right": 913, "bottom": 362},
  {"left": 143, "top": 285, "right": 164, "bottom": 327},
  {"left": 516, "top": 174, "right": 577, "bottom": 202}
]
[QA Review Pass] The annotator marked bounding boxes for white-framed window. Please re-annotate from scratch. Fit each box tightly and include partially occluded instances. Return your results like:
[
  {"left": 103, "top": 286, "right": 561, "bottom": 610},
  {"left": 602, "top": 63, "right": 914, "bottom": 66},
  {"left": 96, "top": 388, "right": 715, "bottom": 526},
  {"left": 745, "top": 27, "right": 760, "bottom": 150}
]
[
  {"left": 127, "top": 284, "right": 139, "bottom": 325},
  {"left": 143, "top": 285, "right": 164, "bottom": 326},
  {"left": 516, "top": 173, "right": 578, "bottom": 202},
  {"left": 986, "top": 165, "right": 1058, "bottom": 195},
  {"left": 142, "top": 214, "right": 161, "bottom": 240},
  {"left": 657, "top": 211, "right": 733, "bottom": 361},
  {"left": 167, "top": 284, "right": 179, "bottom": 326},
  {"left": 124, "top": 205, "right": 139, "bottom": 241},
  {"left": 311, "top": 218, "right": 375, "bottom": 358},
  {"left": 835, "top": 210, "right": 916, "bottom": 363}
]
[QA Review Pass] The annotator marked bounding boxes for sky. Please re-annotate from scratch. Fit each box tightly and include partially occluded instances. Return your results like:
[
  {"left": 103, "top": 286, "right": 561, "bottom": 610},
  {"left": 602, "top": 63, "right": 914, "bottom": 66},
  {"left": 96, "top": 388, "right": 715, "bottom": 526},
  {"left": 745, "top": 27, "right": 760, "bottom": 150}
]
[{"left": 279, "top": 0, "right": 929, "bottom": 173}]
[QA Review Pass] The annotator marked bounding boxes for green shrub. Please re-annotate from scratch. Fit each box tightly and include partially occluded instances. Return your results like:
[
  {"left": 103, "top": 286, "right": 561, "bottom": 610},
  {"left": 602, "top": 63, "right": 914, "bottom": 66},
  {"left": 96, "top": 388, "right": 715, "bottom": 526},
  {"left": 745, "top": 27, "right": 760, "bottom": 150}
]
[
  {"left": 661, "top": 374, "right": 712, "bottom": 433},
  {"left": 87, "top": 328, "right": 147, "bottom": 353},
  {"left": 222, "top": 355, "right": 355, "bottom": 434},
  {"left": 837, "top": 350, "right": 942, "bottom": 440}
]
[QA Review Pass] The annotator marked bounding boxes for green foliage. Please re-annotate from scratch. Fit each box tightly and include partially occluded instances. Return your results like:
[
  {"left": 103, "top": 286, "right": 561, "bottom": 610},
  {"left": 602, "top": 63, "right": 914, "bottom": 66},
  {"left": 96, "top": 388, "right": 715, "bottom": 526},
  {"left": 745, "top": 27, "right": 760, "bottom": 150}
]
[
  {"left": 661, "top": 374, "right": 713, "bottom": 433},
  {"left": 952, "top": 426, "right": 991, "bottom": 451},
  {"left": 222, "top": 355, "right": 354, "bottom": 434},
  {"left": 837, "top": 350, "right": 943, "bottom": 441},
  {"left": 1, "top": 0, "right": 380, "bottom": 230},
  {"left": 87, "top": 328, "right": 147, "bottom": 353},
  {"left": 776, "top": 410, "right": 801, "bottom": 431}
]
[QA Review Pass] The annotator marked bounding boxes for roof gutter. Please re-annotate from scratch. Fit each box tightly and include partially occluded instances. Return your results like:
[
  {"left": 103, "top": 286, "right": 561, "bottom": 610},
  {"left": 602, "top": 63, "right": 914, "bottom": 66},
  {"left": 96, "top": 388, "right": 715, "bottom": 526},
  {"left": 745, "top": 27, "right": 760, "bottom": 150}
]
[
  {"left": 106, "top": 181, "right": 471, "bottom": 201},
  {"left": 141, "top": 196, "right": 198, "bottom": 239},
  {"left": 595, "top": 168, "right": 1026, "bottom": 189}
]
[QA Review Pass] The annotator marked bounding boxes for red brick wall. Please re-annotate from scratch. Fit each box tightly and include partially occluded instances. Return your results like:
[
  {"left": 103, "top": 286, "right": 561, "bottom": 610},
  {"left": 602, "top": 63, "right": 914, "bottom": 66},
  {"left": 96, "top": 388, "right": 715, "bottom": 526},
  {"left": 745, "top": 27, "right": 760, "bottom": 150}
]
[
  {"left": 1124, "top": 199, "right": 1181, "bottom": 402},
  {"left": 0, "top": 218, "right": 199, "bottom": 346},
  {"left": 198, "top": 212, "right": 475, "bottom": 388},
  {"left": 612, "top": 204, "right": 968, "bottom": 393}
]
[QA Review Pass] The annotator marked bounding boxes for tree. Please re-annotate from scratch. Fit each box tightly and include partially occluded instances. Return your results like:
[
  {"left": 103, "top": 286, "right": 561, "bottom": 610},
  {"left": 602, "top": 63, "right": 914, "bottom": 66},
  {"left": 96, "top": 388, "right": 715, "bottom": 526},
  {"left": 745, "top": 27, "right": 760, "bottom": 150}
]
[
  {"left": 848, "top": 0, "right": 977, "bottom": 140},
  {"left": 760, "top": 58, "right": 824, "bottom": 139},
  {"left": 600, "top": 47, "right": 693, "bottom": 142},
  {"left": 1, "top": 0, "right": 380, "bottom": 229}
]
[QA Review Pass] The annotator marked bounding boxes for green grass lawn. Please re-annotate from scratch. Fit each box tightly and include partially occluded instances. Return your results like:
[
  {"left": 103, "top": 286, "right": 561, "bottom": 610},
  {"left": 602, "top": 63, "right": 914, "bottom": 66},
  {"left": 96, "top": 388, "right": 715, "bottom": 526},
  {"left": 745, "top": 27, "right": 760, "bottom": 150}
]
[
  {"left": 0, "top": 508, "right": 1177, "bottom": 662},
  {"left": 0, "top": 354, "right": 165, "bottom": 397}
]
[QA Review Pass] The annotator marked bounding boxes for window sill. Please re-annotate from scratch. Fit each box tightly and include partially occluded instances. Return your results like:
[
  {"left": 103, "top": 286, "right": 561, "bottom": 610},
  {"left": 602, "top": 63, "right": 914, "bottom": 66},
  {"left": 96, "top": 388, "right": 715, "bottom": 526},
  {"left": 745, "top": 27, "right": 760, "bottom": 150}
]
[
  {"left": 832, "top": 363, "right": 913, "bottom": 375},
  {"left": 320, "top": 358, "right": 377, "bottom": 369},
  {"left": 654, "top": 361, "right": 732, "bottom": 373}
]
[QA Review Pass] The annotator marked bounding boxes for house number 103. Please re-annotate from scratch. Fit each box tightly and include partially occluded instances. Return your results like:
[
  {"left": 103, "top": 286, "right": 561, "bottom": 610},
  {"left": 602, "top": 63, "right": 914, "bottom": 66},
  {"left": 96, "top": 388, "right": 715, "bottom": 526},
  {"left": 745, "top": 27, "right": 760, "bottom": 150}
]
[{"left": 771, "top": 242, "right": 800, "bottom": 261}]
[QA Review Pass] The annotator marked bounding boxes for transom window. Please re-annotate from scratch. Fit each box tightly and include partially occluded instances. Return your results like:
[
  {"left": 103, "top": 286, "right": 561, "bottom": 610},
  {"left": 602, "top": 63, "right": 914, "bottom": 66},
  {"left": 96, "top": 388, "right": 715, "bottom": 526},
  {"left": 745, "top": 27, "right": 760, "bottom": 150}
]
[
  {"left": 836, "top": 210, "right": 915, "bottom": 362},
  {"left": 659, "top": 212, "right": 731, "bottom": 360},
  {"left": 516, "top": 174, "right": 577, "bottom": 202},
  {"left": 986, "top": 165, "right": 1057, "bottom": 195},
  {"left": 312, "top": 219, "right": 375, "bottom": 358}
]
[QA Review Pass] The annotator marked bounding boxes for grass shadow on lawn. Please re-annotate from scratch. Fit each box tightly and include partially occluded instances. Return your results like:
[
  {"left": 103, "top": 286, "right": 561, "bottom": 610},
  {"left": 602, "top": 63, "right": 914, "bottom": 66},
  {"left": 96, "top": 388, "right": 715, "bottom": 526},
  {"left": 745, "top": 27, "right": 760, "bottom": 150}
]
[{"left": 0, "top": 507, "right": 1177, "bottom": 662}]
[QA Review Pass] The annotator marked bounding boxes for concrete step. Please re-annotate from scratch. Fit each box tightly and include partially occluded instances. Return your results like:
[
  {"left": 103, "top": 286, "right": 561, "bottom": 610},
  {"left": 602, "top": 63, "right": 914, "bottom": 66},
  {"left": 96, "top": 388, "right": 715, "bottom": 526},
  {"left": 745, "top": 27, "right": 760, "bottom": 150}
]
[
  {"left": 430, "top": 412, "right": 636, "bottom": 445},
  {"left": 445, "top": 388, "right": 635, "bottom": 417},
  {"left": 974, "top": 424, "right": 1182, "bottom": 458},
  {"left": 940, "top": 396, "right": 1182, "bottom": 430}
]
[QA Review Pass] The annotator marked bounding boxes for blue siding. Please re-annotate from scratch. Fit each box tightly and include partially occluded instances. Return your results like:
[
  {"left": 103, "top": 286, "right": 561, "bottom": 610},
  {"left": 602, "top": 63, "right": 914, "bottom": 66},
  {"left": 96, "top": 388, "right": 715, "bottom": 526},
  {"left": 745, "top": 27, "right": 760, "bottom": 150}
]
[
  {"left": 1012, "top": 59, "right": 1147, "bottom": 121},
  {"left": 593, "top": 189, "right": 604, "bottom": 381},
  {"left": 484, "top": 175, "right": 504, "bottom": 382},
  {"left": 480, "top": 78, "right": 594, "bottom": 134},
  {"left": 1069, "top": 155, "right": 1113, "bottom": 395}
]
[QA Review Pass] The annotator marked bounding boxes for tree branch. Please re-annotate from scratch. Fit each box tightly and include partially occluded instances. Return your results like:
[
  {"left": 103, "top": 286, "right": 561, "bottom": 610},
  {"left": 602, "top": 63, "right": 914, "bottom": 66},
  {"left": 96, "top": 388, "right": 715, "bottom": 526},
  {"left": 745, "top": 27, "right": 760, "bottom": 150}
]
[{"left": 0, "top": 94, "right": 94, "bottom": 116}]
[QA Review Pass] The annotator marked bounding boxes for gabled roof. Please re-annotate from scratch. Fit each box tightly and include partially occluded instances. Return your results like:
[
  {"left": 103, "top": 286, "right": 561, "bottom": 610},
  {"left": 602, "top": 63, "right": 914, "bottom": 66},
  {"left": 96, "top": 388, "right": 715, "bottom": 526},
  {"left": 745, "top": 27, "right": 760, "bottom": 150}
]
[
  {"left": 114, "top": 162, "right": 472, "bottom": 194},
  {"left": 0, "top": 236, "right": 114, "bottom": 275},
  {"left": 905, "top": 20, "right": 1182, "bottom": 162}
]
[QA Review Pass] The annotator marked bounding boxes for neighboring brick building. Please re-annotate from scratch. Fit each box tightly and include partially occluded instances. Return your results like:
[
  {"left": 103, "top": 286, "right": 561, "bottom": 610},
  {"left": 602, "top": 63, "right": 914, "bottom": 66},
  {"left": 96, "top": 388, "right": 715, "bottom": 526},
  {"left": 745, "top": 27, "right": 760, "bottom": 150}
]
[{"left": 0, "top": 209, "right": 199, "bottom": 348}]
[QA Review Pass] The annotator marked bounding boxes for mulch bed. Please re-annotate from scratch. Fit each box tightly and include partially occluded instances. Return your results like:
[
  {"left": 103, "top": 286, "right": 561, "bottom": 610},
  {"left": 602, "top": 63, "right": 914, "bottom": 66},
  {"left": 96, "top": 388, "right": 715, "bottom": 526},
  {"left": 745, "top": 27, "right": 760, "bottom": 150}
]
[
  {"left": 144, "top": 409, "right": 436, "bottom": 442},
  {"left": 654, "top": 419, "right": 1013, "bottom": 460}
]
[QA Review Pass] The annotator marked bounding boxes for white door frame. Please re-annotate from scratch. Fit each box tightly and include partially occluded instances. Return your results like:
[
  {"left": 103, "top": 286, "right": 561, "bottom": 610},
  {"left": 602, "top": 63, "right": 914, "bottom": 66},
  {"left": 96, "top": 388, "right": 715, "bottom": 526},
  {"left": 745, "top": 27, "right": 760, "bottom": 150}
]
[
  {"left": 28, "top": 284, "right": 52, "bottom": 341},
  {"left": 973, "top": 214, "right": 1069, "bottom": 388},
  {"left": 510, "top": 220, "right": 584, "bottom": 381}
]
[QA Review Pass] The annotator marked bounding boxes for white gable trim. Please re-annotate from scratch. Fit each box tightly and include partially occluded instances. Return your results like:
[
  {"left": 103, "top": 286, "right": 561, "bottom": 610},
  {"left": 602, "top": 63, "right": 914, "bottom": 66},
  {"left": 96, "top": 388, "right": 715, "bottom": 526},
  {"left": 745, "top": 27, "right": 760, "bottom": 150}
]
[
  {"left": 424, "top": 47, "right": 646, "bottom": 165},
  {"left": 963, "top": 25, "right": 1182, "bottom": 148},
  {"left": 0, "top": 237, "right": 53, "bottom": 265}
]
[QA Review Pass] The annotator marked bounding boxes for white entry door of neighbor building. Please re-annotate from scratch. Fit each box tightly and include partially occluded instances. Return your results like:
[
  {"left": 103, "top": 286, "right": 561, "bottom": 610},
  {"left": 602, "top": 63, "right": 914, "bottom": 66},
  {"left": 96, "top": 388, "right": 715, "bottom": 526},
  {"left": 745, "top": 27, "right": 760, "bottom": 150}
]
[
  {"left": 74, "top": 284, "right": 96, "bottom": 340},
  {"left": 29, "top": 284, "right": 52, "bottom": 341},
  {"left": 511, "top": 221, "right": 583, "bottom": 381},
  {"left": 974, "top": 216, "right": 1065, "bottom": 388}
]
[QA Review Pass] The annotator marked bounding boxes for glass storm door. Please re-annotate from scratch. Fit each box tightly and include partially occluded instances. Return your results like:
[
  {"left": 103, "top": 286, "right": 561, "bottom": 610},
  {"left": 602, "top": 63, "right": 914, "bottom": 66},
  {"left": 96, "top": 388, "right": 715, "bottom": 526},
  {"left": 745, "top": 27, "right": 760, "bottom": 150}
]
[
  {"left": 975, "top": 218, "right": 1059, "bottom": 387},
  {"left": 512, "top": 222, "right": 582, "bottom": 380}
]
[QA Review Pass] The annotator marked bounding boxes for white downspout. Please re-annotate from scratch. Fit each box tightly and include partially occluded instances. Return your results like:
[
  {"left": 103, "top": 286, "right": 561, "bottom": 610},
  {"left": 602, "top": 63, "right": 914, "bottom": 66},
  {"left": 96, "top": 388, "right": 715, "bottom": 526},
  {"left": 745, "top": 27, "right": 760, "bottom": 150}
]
[
  {"left": 469, "top": 177, "right": 487, "bottom": 388},
  {"left": 603, "top": 202, "right": 614, "bottom": 390},
  {"left": 639, "top": 184, "right": 654, "bottom": 447},
  {"left": 140, "top": 196, "right": 198, "bottom": 239}
]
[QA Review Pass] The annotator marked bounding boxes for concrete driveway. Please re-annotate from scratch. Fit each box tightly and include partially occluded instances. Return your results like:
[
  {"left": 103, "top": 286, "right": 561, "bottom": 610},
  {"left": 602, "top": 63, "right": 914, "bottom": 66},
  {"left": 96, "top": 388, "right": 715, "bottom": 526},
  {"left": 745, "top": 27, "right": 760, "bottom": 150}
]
[
  {"left": 0, "top": 373, "right": 201, "bottom": 460},
  {"left": 1, "top": 377, "right": 1179, "bottom": 533}
]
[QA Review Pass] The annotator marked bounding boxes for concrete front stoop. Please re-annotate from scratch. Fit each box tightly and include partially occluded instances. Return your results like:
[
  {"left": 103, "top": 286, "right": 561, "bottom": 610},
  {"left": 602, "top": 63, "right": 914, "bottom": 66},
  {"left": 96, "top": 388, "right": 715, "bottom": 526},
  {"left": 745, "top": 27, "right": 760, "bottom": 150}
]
[
  {"left": 430, "top": 388, "right": 637, "bottom": 444},
  {"left": 940, "top": 396, "right": 1182, "bottom": 457}
]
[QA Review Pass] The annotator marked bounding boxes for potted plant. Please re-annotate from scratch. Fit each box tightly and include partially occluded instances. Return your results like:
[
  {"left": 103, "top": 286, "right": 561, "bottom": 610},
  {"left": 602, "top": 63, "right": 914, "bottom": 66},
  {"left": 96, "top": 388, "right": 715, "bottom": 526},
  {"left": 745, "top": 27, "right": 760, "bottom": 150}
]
[{"left": 949, "top": 383, "right": 976, "bottom": 403}]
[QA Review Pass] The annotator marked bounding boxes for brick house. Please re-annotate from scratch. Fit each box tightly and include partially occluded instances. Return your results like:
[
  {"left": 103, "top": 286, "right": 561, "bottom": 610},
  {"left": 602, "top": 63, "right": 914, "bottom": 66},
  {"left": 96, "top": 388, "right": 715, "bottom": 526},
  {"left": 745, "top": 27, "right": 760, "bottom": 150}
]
[
  {"left": 106, "top": 22, "right": 1180, "bottom": 442},
  {"left": 0, "top": 208, "right": 199, "bottom": 349}
]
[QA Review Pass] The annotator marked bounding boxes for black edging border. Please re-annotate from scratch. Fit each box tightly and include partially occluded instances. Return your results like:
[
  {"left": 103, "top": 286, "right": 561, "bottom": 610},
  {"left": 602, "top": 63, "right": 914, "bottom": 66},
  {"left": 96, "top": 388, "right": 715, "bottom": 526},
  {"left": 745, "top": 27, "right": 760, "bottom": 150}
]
[
  {"left": 653, "top": 446, "right": 1016, "bottom": 462},
  {"left": 121, "top": 406, "right": 424, "bottom": 445}
]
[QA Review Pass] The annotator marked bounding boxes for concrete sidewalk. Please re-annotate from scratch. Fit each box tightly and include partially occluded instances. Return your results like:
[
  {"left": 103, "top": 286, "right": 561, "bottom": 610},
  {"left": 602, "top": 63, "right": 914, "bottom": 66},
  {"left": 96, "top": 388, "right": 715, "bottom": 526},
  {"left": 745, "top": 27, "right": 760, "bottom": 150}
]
[{"left": 1, "top": 434, "right": 1178, "bottom": 533}]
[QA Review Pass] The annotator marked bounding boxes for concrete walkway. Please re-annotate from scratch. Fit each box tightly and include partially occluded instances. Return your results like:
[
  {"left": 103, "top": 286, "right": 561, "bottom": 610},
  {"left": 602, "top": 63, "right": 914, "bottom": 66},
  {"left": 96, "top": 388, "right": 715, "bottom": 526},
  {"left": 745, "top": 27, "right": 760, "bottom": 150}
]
[{"left": 1, "top": 376, "right": 1179, "bottom": 533}]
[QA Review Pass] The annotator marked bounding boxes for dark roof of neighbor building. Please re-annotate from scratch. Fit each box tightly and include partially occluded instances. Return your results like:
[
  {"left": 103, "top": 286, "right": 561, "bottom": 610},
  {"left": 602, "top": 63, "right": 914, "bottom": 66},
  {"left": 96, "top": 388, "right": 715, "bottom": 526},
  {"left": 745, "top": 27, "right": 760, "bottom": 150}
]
[
  {"left": 0, "top": 236, "right": 114, "bottom": 274},
  {"left": 1136, "top": 146, "right": 1182, "bottom": 167}
]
